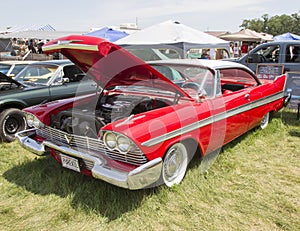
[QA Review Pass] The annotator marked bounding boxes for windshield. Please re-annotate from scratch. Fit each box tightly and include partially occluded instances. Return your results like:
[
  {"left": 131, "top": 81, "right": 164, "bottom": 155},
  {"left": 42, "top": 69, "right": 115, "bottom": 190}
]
[
  {"left": 151, "top": 64, "right": 215, "bottom": 98},
  {"left": 14, "top": 64, "right": 59, "bottom": 85}
]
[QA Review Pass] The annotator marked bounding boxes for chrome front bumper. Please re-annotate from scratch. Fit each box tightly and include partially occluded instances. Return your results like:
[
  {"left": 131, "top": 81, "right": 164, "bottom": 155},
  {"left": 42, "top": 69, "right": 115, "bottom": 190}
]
[{"left": 16, "top": 129, "right": 163, "bottom": 190}]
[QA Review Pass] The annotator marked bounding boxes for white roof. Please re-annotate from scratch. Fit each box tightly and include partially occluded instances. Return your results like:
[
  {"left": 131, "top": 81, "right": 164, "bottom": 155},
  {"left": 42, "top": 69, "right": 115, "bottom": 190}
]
[
  {"left": 116, "top": 20, "right": 229, "bottom": 46},
  {"left": 147, "top": 59, "right": 253, "bottom": 71}
]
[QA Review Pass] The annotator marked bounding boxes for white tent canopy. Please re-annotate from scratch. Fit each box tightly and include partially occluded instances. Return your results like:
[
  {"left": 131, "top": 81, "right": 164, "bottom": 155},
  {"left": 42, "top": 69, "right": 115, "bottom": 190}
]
[
  {"left": 0, "top": 30, "right": 87, "bottom": 40},
  {"left": 0, "top": 24, "right": 55, "bottom": 34},
  {"left": 116, "top": 20, "right": 230, "bottom": 58},
  {"left": 219, "top": 29, "right": 273, "bottom": 42}
]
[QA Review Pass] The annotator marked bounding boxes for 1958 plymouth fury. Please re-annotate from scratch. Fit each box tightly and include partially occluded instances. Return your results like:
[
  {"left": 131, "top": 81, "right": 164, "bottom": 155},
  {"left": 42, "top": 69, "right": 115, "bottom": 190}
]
[{"left": 16, "top": 35, "right": 289, "bottom": 189}]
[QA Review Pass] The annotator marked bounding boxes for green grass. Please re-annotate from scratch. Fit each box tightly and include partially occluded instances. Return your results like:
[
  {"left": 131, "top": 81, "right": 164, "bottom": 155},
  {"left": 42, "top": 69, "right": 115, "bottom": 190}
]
[{"left": 0, "top": 109, "right": 299, "bottom": 231}]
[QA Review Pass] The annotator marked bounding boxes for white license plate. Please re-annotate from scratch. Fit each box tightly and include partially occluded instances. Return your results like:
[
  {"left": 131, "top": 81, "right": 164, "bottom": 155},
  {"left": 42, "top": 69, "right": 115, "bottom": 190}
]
[{"left": 60, "top": 154, "right": 80, "bottom": 172}]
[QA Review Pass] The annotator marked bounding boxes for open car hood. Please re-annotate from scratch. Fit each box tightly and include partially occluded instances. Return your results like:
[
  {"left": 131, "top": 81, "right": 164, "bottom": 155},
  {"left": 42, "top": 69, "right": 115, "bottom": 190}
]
[
  {"left": 0, "top": 72, "right": 23, "bottom": 87},
  {"left": 43, "top": 35, "right": 190, "bottom": 98}
]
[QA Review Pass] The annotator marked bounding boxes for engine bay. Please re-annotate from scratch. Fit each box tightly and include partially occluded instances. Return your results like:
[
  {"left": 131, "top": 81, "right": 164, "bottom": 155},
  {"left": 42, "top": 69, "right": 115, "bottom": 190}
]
[{"left": 50, "top": 93, "right": 171, "bottom": 138}]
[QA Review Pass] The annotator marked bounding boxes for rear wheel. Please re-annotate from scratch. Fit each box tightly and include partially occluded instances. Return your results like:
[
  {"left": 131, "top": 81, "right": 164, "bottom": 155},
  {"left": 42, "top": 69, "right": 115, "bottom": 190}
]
[
  {"left": 260, "top": 112, "right": 270, "bottom": 129},
  {"left": 0, "top": 109, "right": 26, "bottom": 142},
  {"left": 162, "top": 143, "right": 188, "bottom": 187}
]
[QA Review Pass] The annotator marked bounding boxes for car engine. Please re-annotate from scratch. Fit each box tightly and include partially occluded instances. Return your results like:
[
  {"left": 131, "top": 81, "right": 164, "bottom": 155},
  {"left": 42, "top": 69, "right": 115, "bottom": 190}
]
[{"left": 50, "top": 94, "right": 170, "bottom": 138}]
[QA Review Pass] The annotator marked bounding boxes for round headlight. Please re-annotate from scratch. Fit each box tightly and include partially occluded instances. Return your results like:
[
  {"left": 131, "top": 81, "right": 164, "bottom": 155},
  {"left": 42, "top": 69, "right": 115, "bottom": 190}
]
[
  {"left": 117, "top": 135, "right": 131, "bottom": 153},
  {"left": 104, "top": 132, "right": 117, "bottom": 150},
  {"left": 33, "top": 116, "right": 42, "bottom": 128},
  {"left": 25, "top": 113, "right": 43, "bottom": 128},
  {"left": 26, "top": 113, "right": 34, "bottom": 127},
  {"left": 25, "top": 113, "right": 35, "bottom": 127}
]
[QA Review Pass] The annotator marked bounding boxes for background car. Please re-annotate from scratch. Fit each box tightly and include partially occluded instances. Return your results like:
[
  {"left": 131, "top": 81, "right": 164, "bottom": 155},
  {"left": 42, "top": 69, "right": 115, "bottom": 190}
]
[
  {"left": 17, "top": 35, "right": 288, "bottom": 189},
  {"left": 0, "top": 59, "right": 97, "bottom": 142},
  {"left": 0, "top": 60, "right": 32, "bottom": 78},
  {"left": 233, "top": 40, "right": 300, "bottom": 73}
]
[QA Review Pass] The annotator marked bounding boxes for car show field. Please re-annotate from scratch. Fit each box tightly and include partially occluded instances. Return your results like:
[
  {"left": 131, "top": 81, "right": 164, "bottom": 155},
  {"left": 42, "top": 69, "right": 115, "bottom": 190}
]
[
  {"left": 1, "top": 7, "right": 300, "bottom": 230},
  {"left": 0, "top": 109, "right": 299, "bottom": 230},
  {"left": 15, "top": 35, "right": 290, "bottom": 190}
]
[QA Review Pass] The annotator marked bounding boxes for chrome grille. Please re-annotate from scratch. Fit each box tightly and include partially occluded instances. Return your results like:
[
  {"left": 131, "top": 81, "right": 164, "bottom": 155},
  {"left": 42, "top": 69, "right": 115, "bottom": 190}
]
[
  {"left": 82, "top": 159, "right": 94, "bottom": 170},
  {"left": 37, "top": 126, "right": 147, "bottom": 165}
]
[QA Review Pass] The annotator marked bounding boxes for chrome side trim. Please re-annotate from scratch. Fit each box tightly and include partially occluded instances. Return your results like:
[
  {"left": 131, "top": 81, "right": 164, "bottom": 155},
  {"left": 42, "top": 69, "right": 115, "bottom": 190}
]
[{"left": 142, "top": 91, "right": 284, "bottom": 147}]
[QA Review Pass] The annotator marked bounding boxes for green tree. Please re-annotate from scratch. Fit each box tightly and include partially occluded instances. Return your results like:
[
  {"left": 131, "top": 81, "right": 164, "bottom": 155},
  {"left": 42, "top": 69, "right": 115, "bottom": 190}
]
[
  {"left": 290, "top": 13, "right": 300, "bottom": 34},
  {"left": 240, "top": 12, "right": 300, "bottom": 36}
]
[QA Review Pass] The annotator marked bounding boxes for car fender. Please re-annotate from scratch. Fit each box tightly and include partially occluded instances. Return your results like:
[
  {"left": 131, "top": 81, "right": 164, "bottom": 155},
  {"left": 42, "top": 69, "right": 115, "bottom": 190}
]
[
  {"left": 0, "top": 98, "right": 28, "bottom": 111},
  {"left": 158, "top": 133, "right": 203, "bottom": 161}
]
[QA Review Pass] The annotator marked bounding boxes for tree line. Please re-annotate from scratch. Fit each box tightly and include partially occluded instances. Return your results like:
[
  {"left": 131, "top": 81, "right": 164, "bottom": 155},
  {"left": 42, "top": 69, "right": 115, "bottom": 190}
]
[{"left": 240, "top": 12, "right": 300, "bottom": 36}]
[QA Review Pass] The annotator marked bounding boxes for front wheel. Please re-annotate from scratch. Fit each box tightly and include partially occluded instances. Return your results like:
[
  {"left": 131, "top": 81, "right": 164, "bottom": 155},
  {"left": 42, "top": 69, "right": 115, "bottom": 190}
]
[
  {"left": 162, "top": 143, "right": 188, "bottom": 187},
  {"left": 0, "top": 109, "right": 26, "bottom": 142},
  {"left": 260, "top": 112, "right": 270, "bottom": 129}
]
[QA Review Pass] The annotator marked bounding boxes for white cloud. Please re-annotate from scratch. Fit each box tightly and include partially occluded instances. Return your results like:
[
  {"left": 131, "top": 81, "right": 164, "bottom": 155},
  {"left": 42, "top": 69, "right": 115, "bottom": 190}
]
[
  {"left": 110, "top": 0, "right": 272, "bottom": 19},
  {"left": 0, "top": 0, "right": 298, "bottom": 32}
]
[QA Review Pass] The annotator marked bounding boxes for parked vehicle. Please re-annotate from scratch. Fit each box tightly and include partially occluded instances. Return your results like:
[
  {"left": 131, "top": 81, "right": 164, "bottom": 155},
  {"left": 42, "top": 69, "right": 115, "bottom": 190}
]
[
  {"left": 17, "top": 35, "right": 289, "bottom": 189},
  {"left": 0, "top": 60, "right": 97, "bottom": 142},
  {"left": 0, "top": 60, "right": 32, "bottom": 78},
  {"left": 233, "top": 40, "right": 300, "bottom": 73}
]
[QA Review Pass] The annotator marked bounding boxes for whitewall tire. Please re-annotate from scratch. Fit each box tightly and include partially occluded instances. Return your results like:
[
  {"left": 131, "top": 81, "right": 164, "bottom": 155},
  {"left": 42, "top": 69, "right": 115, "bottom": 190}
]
[{"left": 162, "top": 143, "right": 188, "bottom": 187}]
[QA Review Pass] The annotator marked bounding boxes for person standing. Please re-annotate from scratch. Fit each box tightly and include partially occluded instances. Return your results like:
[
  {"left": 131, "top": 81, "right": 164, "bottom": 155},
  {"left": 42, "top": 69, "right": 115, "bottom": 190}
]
[
  {"left": 37, "top": 40, "right": 44, "bottom": 54},
  {"left": 233, "top": 43, "right": 240, "bottom": 58},
  {"left": 28, "top": 39, "right": 37, "bottom": 53},
  {"left": 241, "top": 42, "right": 248, "bottom": 55}
]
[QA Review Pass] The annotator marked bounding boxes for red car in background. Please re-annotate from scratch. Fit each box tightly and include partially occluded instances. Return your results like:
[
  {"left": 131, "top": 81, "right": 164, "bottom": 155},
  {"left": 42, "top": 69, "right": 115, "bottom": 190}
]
[{"left": 16, "top": 35, "right": 289, "bottom": 189}]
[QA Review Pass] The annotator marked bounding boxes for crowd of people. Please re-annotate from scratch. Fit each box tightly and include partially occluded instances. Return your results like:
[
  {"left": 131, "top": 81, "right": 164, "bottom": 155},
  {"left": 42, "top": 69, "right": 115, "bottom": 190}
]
[
  {"left": 11, "top": 38, "right": 48, "bottom": 56},
  {"left": 230, "top": 41, "right": 257, "bottom": 58}
]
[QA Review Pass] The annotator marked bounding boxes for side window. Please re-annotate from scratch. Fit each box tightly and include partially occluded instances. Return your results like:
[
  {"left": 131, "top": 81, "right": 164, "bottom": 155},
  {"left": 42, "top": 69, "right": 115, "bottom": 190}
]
[
  {"left": 285, "top": 46, "right": 292, "bottom": 62},
  {"left": 286, "top": 45, "right": 300, "bottom": 63},
  {"left": 220, "top": 68, "right": 258, "bottom": 93},
  {"left": 11, "top": 65, "right": 26, "bottom": 76},
  {"left": 63, "top": 65, "right": 84, "bottom": 82},
  {"left": 249, "top": 45, "right": 280, "bottom": 63}
]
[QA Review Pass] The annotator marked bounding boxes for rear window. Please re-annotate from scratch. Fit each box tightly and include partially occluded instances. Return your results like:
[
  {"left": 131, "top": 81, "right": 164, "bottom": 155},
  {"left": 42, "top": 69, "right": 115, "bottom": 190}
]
[
  {"left": 0, "top": 64, "right": 11, "bottom": 75},
  {"left": 220, "top": 68, "right": 258, "bottom": 85}
]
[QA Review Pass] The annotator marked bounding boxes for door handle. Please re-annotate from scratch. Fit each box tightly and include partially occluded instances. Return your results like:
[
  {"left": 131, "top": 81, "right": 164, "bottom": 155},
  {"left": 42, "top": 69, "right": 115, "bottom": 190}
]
[{"left": 244, "top": 94, "right": 250, "bottom": 100}]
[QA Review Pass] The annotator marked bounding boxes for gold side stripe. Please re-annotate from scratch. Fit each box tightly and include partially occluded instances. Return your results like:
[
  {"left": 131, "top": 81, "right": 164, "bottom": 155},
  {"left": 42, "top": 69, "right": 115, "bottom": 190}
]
[{"left": 43, "top": 43, "right": 99, "bottom": 52}]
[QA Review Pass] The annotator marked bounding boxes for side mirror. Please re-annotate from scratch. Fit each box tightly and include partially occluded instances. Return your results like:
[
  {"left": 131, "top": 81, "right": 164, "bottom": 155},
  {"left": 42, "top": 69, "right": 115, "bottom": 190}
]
[{"left": 62, "top": 77, "right": 70, "bottom": 84}]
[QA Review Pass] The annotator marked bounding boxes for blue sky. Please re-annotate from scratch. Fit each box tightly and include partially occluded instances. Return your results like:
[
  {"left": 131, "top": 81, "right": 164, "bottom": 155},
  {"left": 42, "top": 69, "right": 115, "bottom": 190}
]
[{"left": 1, "top": 0, "right": 299, "bottom": 32}]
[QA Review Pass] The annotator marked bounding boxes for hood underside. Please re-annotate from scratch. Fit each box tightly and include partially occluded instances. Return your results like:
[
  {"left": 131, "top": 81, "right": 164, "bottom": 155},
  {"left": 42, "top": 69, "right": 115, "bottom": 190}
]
[
  {"left": 43, "top": 35, "right": 190, "bottom": 98},
  {"left": 0, "top": 72, "right": 23, "bottom": 87}
]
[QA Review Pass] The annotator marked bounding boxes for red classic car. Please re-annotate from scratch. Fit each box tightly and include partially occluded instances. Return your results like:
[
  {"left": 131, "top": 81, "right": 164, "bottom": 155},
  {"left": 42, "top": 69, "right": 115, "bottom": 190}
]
[{"left": 16, "top": 35, "right": 289, "bottom": 189}]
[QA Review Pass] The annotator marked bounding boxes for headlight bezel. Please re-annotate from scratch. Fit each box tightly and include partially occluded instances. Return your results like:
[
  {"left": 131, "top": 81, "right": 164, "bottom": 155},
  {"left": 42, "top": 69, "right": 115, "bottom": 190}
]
[
  {"left": 103, "top": 131, "right": 117, "bottom": 150},
  {"left": 103, "top": 131, "right": 134, "bottom": 154},
  {"left": 116, "top": 134, "right": 131, "bottom": 154},
  {"left": 25, "top": 112, "right": 44, "bottom": 129},
  {"left": 26, "top": 113, "right": 34, "bottom": 127}
]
